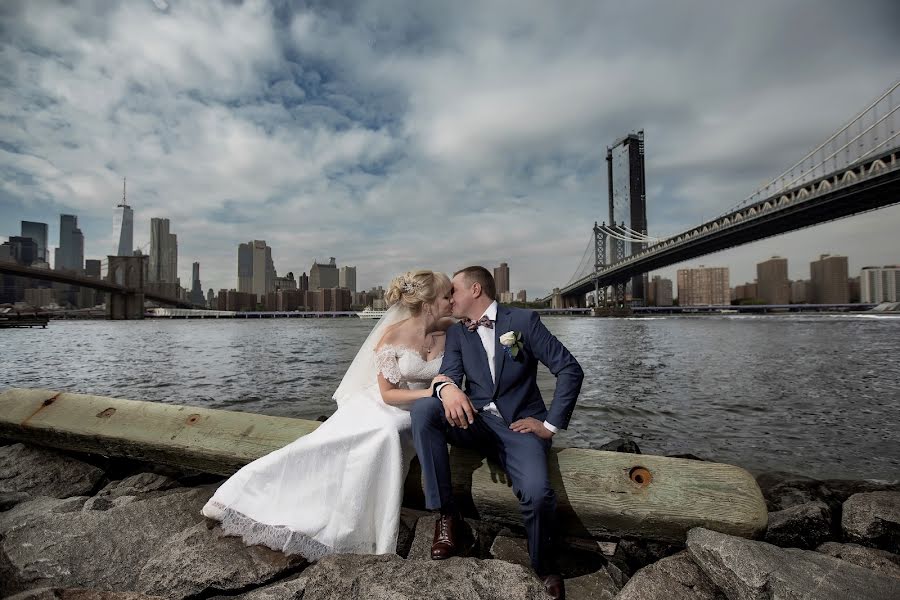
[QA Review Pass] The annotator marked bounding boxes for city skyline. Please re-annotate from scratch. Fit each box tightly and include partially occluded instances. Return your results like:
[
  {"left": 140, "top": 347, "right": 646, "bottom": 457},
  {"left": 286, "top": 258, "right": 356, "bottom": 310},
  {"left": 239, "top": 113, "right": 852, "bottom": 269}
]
[{"left": 1, "top": 2, "right": 898, "bottom": 296}]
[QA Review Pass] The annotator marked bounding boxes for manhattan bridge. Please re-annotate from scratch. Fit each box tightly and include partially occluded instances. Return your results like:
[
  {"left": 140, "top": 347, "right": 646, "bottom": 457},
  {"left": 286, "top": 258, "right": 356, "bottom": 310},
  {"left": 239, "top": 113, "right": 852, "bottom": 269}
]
[{"left": 545, "top": 80, "right": 900, "bottom": 309}]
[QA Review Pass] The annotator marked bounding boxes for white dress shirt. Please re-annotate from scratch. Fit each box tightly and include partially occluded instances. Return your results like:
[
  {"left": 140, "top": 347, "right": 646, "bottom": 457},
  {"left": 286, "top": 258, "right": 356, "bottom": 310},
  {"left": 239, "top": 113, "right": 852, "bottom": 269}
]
[{"left": 439, "top": 301, "right": 558, "bottom": 434}]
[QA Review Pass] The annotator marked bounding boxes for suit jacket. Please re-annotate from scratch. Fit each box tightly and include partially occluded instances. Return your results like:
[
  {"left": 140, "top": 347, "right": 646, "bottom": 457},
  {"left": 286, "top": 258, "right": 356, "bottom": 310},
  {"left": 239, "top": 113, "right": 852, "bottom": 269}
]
[{"left": 437, "top": 304, "right": 584, "bottom": 429}]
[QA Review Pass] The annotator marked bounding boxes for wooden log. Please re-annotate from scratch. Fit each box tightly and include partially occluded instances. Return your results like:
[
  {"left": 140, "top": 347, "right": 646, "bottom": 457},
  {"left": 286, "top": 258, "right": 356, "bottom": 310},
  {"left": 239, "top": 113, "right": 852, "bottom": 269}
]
[{"left": 0, "top": 388, "right": 767, "bottom": 541}]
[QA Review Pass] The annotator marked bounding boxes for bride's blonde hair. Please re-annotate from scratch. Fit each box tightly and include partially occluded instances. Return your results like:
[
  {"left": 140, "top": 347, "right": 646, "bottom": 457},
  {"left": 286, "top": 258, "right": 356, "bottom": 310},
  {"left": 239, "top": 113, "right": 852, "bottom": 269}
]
[{"left": 385, "top": 270, "right": 450, "bottom": 315}]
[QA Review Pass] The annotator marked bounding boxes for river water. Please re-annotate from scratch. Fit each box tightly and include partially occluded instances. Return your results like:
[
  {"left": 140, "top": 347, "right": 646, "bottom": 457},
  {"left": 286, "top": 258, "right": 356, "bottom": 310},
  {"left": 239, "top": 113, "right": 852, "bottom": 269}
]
[{"left": 3, "top": 314, "right": 899, "bottom": 480}]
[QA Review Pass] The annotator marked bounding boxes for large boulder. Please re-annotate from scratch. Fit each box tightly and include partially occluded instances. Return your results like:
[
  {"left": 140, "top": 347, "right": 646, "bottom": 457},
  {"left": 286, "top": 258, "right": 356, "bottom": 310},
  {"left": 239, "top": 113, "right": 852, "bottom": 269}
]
[
  {"left": 615, "top": 551, "right": 725, "bottom": 600},
  {"left": 764, "top": 501, "right": 833, "bottom": 549},
  {"left": 136, "top": 522, "right": 306, "bottom": 598},
  {"left": 687, "top": 527, "right": 900, "bottom": 600},
  {"left": 298, "top": 554, "right": 549, "bottom": 599},
  {"left": 842, "top": 491, "right": 900, "bottom": 552},
  {"left": 757, "top": 472, "right": 900, "bottom": 512},
  {"left": 0, "top": 488, "right": 210, "bottom": 597},
  {"left": 0, "top": 444, "right": 104, "bottom": 499},
  {"left": 817, "top": 542, "right": 900, "bottom": 580}
]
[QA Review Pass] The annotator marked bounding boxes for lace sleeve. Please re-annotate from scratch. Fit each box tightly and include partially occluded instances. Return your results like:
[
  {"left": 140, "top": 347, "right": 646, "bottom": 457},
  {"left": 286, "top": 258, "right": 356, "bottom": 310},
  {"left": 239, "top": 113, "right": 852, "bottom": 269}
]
[{"left": 374, "top": 346, "right": 402, "bottom": 385}]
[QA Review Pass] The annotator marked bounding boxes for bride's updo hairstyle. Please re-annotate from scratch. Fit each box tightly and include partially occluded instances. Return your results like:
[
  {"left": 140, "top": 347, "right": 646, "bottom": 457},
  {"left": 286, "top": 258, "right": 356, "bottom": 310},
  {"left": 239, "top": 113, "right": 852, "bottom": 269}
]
[{"left": 385, "top": 270, "right": 450, "bottom": 315}]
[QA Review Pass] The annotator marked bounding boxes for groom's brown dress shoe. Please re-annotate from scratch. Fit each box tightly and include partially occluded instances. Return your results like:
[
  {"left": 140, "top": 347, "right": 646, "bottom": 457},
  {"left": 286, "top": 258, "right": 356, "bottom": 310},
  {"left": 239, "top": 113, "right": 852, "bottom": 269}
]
[
  {"left": 542, "top": 574, "right": 565, "bottom": 600},
  {"left": 431, "top": 514, "right": 458, "bottom": 560}
]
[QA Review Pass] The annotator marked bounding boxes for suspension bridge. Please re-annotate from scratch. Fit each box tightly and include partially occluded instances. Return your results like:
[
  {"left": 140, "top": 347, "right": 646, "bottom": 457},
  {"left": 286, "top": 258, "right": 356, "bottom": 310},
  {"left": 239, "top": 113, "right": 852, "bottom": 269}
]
[{"left": 547, "top": 80, "right": 900, "bottom": 307}]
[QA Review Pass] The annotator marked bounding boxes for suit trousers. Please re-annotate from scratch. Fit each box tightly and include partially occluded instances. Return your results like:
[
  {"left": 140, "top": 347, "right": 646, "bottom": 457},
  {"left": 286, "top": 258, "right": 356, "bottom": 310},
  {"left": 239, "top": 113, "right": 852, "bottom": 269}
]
[{"left": 410, "top": 396, "right": 559, "bottom": 575}]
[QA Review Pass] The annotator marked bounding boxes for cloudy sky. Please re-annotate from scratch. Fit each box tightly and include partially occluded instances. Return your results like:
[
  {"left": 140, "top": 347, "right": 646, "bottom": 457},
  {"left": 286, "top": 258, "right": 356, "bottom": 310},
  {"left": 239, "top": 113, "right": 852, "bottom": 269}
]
[{"left": 2, "top": 0, "right": 898, "bottom": 297}]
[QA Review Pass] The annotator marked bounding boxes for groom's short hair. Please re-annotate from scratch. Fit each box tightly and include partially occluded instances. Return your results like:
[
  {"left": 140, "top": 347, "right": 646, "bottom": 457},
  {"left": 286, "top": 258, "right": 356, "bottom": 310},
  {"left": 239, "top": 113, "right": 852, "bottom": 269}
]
[{"left": 454, "top": 266, "right": 496, "bottom": 300}]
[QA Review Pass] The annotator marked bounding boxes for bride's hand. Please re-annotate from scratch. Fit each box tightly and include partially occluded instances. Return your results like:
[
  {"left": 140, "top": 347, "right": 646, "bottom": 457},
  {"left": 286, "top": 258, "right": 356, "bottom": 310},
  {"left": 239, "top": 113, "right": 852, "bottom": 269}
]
[{"left": 431, "top": 374, "right": 453, "bottom": 387}]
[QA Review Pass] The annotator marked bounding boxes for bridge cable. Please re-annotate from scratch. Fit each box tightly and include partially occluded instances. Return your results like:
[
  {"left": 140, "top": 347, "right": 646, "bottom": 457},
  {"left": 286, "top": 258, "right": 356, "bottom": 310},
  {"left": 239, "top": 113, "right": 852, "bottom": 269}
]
[{"left": 720, "top": 79, "right": 900, "bottom": 217}]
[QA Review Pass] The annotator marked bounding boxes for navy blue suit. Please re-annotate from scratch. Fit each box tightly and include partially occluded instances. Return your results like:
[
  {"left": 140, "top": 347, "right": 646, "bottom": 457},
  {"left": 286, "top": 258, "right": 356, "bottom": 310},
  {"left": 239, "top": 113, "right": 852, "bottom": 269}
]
[{"left": 411, "top": 304, "right": 583, "bottom": 574}]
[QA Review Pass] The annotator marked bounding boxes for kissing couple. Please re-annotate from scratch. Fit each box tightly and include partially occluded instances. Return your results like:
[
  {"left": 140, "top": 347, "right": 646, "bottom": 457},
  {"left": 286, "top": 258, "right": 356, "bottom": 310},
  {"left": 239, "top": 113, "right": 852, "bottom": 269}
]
[{"left": 202, "top": 266, "right": 584, "bottom": 599}]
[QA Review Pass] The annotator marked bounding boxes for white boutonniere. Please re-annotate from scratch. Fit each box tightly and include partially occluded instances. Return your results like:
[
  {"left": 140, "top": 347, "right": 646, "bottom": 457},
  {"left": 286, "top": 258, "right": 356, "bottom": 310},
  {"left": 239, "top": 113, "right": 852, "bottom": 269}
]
[{"left": 499, "top": 331, "right": 524, "bottom": 359}]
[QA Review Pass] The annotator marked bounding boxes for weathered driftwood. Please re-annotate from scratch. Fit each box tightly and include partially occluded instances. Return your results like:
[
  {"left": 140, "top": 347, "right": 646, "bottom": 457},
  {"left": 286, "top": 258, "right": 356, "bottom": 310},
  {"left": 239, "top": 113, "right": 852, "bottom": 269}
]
[{"left": 0, "top": 388, "right": 767, "bottom": 541}]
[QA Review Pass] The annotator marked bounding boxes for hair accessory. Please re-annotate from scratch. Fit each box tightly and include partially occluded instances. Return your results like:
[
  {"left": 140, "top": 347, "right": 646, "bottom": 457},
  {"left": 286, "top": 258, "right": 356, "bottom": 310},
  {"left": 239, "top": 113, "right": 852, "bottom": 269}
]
[{"left": 401, "top": 278, "right": 423, "bottom": 294}]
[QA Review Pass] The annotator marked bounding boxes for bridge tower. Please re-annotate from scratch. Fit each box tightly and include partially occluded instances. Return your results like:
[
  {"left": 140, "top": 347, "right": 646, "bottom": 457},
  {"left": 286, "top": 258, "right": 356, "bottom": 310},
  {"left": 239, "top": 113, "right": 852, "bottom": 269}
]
[
  {"left": 593, "top": 222, "right": 607, "bottom": 307},
  {"left": 106, "top": 255, "right": 148, "bottom": 320}
]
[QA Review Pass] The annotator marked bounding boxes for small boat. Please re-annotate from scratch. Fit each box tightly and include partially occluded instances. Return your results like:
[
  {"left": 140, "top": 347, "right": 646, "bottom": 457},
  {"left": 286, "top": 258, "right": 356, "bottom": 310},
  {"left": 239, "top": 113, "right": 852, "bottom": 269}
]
[{"left": 356, "top": 307, "right": 388, "bottom": 319}]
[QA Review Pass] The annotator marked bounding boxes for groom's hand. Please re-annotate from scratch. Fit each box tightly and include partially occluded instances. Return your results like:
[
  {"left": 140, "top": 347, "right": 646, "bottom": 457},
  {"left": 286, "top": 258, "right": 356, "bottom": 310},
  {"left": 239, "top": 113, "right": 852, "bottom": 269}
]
[
  {"left": 439, "top": 386, "right": 476, "bottom": 428},
  {"left": 510, "top": 417, "right": 554, "bottom": 440}
]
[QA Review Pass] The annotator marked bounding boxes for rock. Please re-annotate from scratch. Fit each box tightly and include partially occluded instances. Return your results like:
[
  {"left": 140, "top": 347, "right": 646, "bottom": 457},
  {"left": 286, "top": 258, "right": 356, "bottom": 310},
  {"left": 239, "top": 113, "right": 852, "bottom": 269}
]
[
  {"left": 489, "top": 534, "right": 618, "bottom": 579},
  {"left": 82, "top": 496, "right": 115, "bottom": 512},
  {"left": 764, "top": 501, "right": 833, "bottom": 549},
  {"left": 490, "top": 535, "right": 530, "bottom": 568},
  {"left": 136, "top": 522, "right": 306, "bottom": 598},
  {"left": 396, "top": 508, "right": 429, "bottom": 558},
  {"left": 615, "top": 551, "right": 725, "bottom": 600},
  {"left": 5, "top": 589, "right": 166, "bottom": 599},
  {"left": 756, "top": 471, "right": 900, "bottom": 512},
  {"left": 216, "top": 572, "right": 309, "bottom": 599},
  {"left": 665, "top": 453, "right": 707, "bottom": 461},
  {"left": 299, "top": 553, "right": 549, "bottom": 599},
  {"left": 842, "top": 491, "right": 900, "bottom": 552},
  {"left": 489, "top": 534, "right": 626, "bottom": 596},
  {"left": 597, "top": 438, "right": 641, "bottom": 454},
  {"left": 0, "top": 491, "right": 31, "bottom": 511},
  {"left": 0, "top": 443, "right": 104, "bottom": 498},
  {"left": 687, "top": 526, "right": 900, "bottom": 600},
  {"left": 0, "top": 487, "right": 213, "bottom": 597},
  {"left": 407, "top": 514, "right": 478, "bottom": 560},
  {"left": 564, "top": 568, "right": 620, "bottom": 600},
  {"left": 96, "top": 473, "right": 180, "bottom": 499},
  {"left": 614, "top": 537, "right": 684, "bottom": 574},
  {"left": 817, "top": 542, "right": 900, "bottom": 580},
  {"left": 52, "top": 496, "right": 89, "bottom": 513}
]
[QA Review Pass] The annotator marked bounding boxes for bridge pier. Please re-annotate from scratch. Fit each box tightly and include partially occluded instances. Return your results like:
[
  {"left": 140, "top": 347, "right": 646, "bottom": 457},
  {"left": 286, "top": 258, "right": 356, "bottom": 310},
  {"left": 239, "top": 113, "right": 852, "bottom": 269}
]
[{"left": 106, "top": 255, "right": 148, "bottom": 320}]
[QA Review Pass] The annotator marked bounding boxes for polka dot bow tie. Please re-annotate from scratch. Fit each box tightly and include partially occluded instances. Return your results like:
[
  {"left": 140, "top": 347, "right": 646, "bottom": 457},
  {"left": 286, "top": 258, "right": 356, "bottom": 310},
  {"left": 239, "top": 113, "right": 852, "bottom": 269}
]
[{"left": 464, "top": 316, "right": 494, "bottom": 332}]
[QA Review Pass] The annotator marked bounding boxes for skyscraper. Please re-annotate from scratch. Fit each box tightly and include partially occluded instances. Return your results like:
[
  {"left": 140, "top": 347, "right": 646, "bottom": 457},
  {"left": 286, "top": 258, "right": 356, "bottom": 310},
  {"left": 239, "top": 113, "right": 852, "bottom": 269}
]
[
  {"left": 494, "top": 263, "right": 510, "bottom": 295},
  {"left": 648, "top": 275, "right": 673, "bottom": 306},
  {"left": 860, "top": 266, "right": 899, "bottom": 303},
  {"left": 20, "top": 221, "right": 48, "bottom": 263},
  {"left": 810, "top": 254, "right": 849, "bottom": 304},
  {"left": 190, "top": 262, "right": 205, "bottom": 305},
  {"left": 677, "top": 266, "right": 729, "bottom": 306},
  {"left": 113, "top": 178, "right": 134, "bottom": 256},
  {"left": 8, "top": 237, "right": 38, "bottom": 266},
  {"left": 310, "top": 258, "right": 339, "bottom": 290},
  {"left": 757, "top": 256, "right": 790, "bottom": 305},
  {"left": 149, "top": 218, "right": 178, "bottom": 283},
  {"left": 237, "top": 241, "right": 275, "bottom": 301},
  {"left": 54, "top": 214, "right": 84, "bottom": 272},
  {"left": 339, "top": 265, "right": 357, "bottom": 292}
]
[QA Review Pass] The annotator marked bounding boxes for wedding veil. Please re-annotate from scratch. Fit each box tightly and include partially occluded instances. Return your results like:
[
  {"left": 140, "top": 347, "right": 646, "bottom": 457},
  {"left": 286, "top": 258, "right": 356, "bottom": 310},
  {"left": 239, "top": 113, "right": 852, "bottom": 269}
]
[{"left": 332, "top": 304, "right": 411, "bottom": 406}]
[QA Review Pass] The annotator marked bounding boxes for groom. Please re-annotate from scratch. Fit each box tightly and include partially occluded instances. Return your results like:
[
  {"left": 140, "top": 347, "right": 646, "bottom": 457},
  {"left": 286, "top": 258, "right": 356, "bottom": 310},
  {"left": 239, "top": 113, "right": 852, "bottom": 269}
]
[{"left": 411, "top": 266, "right": 583, "bottom": 600}]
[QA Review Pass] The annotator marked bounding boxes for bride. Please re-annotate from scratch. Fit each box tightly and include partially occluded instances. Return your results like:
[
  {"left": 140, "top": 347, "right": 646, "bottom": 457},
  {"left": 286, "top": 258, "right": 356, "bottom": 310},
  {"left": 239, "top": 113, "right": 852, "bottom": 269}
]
[{"left": 202, "top": 270, "right": 454, "bottom": 559}]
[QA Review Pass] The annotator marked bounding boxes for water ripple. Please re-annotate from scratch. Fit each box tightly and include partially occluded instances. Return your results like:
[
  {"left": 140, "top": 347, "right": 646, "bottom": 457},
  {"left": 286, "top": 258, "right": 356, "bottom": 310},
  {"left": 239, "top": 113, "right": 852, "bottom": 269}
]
[{"left": 2, "top": 314, "right": 898, "bottom": 479}]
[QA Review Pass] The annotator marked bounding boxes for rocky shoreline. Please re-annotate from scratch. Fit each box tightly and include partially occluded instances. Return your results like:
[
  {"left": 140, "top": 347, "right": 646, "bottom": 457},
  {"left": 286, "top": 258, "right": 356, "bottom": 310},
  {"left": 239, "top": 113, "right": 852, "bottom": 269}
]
[{"left": 1, "top": 440, "right": 898, "bottom": 599}]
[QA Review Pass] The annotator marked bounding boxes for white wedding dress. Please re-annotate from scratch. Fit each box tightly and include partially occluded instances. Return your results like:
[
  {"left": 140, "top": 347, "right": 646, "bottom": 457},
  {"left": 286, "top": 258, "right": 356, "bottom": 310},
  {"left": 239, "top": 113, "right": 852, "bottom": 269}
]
[{"left": 201, "top": 340, "right": 441, "bottom": 560}]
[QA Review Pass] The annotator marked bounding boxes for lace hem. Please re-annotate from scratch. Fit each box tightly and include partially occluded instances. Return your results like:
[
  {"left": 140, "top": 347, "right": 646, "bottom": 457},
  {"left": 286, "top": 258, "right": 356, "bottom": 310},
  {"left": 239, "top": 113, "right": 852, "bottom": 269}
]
[{"left": 204, "top": 501, "right": 380, "bottom": 561}]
